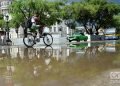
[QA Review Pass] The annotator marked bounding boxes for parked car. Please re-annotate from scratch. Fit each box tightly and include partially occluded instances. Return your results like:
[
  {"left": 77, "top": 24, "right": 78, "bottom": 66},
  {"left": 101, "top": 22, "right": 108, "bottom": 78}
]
[
  {"left": 67, "top": 32, "right": 88, "bottom": 42},
  {"left": 105, "top": 35, "right": 119, "bottom": 40}
]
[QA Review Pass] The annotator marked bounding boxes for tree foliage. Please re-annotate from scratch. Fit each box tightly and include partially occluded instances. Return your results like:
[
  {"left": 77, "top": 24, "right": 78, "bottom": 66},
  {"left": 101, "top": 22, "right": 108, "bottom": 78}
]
[
  {"left": 64, "top": 0, "right": 120, "bottom": 34},
  {"left": 9, "top": 0, "right": 120, "bottom": 34},
  {"left": 0, "top": 14, "right": 5, "bottom": 30},
  {"left": 10, "top": 0, "right": 65, "bottom": 28}
]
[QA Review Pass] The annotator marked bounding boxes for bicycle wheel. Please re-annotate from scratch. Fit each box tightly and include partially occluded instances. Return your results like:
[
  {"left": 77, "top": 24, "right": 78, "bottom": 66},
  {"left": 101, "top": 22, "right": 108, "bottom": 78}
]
[
  {"left": 43, "top": 33, "right": 53, "bottom": 46},
  {"left": 23, "top": 33, "right": 35, "bottom": 47}
]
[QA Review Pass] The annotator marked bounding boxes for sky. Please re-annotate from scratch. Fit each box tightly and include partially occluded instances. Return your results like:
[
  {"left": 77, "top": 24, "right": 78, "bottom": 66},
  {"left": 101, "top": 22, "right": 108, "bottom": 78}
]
[
  {"left": 68, "top": 0, "right": 120, "bottom": 3},
  {"left": 50, "top": 0, "right": 120, "bottom": 3},
  {"left": 109, "top": 0, "right": 120, "bottom": 3}
]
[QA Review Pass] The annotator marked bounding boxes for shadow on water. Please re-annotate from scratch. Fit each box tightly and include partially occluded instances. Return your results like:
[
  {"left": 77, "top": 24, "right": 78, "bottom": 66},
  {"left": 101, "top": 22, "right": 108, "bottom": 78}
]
[{"left": 0, "top": 41, "right": 120, "bottom": 86}]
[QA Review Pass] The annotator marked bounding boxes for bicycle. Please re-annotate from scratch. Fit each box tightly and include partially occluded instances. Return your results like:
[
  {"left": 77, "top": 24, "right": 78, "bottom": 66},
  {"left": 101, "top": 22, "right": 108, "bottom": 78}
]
[{"left": 23, "top": 26, "right": 53, "bottom": 47}]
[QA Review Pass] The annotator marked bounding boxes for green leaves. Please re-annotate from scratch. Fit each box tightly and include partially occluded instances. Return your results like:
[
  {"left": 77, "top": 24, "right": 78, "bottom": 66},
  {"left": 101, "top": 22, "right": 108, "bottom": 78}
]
[
  {"left": 10, "top": 0, "right": 65, "bottom": 28},
  {"left": 64, "top": 0, "right": 120, "bottom": 34},
  {"left": 0, "top": 14, "right": 5, "bottom": 30},
  {"left": 9, "top": 0, "right": 120, "bottom": 33}
]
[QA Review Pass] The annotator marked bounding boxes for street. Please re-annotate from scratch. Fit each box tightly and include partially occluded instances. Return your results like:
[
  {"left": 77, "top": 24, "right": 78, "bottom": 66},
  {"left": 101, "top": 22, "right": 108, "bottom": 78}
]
[{"left": 0, "top": 40, "right": 120, "bottom": 86}]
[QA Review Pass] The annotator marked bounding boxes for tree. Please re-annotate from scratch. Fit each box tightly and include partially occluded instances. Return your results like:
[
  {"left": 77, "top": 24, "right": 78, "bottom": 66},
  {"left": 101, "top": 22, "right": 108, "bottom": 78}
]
[
  {"left": 112, "top": 15, "right": 120, "bottom": 33},
  {"left": 64, "top": 0, "right": 120, "bottom": 35},
  {"left": 10, "top": 0, "right": 65, "bottom": 28},
  {"left": 0, "top": 14, "right": 5, "bottom": 30}
]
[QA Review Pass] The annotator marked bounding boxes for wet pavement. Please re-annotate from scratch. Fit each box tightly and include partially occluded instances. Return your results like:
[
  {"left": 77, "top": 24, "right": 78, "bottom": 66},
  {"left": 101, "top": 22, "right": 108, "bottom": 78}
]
[{"left": 0, "top": 40, "right": 120, "bottom": 86}]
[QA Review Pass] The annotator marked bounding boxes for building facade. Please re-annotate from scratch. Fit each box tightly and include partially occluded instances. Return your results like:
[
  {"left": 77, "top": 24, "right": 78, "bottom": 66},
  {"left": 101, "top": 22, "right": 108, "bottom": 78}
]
[
  {"left": 51, "top": 21, "right": 71, "bottom": 37},
  {"left": 0, "top": 0, "right": 12, "bottom": 15}
]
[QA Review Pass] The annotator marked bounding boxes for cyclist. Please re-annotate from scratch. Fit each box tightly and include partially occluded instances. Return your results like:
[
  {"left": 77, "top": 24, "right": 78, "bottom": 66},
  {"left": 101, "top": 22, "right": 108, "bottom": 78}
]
[
  {"left": 31, "top": 13, "right": 44, "bottom": 37},
  {"left": 23, "top": 13, "right": 53, "bottom": 47}
]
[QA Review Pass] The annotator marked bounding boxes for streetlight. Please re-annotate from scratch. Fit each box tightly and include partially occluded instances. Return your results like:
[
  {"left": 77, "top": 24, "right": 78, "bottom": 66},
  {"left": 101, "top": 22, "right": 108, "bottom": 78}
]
[{"left": 4, "top": 14, "right": 12, "bottom": 44}]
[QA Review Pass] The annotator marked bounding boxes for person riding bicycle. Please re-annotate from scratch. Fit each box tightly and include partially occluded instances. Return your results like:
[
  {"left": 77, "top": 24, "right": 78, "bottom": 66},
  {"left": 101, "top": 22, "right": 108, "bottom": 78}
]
[
  {"left": 31, "top": 13, "right": 40, "bottom": 31},
  {"left": 31, "top": 13, "right": 44, "bottom": 37},
  {"left": 23, "top": 13, "right": 53, "bottom": 47}
]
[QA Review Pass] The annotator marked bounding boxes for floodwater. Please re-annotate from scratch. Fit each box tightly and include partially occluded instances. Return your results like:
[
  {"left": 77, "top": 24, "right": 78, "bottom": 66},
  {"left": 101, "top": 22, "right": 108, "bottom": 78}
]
[{"left": 0, "top": 41, "right": 120, "bottom": 86}]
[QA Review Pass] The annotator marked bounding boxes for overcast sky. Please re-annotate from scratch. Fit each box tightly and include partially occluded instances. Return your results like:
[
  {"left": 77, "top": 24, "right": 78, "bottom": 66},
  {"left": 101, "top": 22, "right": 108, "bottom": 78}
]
[
  {"left": 109, "top": 0, "right": 120, "bottom": 3},
  {"left": 68, "top": 0, "right": 120, "bottom": 3},
  {"left": 50, "top": 0, "right": 120, "bottom": 3}
]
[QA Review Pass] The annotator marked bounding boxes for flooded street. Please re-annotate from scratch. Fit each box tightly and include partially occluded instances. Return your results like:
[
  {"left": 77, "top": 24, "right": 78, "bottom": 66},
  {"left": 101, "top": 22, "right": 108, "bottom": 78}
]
[{"left": 0, "top": 41, "right": 120, "bottom": 86}]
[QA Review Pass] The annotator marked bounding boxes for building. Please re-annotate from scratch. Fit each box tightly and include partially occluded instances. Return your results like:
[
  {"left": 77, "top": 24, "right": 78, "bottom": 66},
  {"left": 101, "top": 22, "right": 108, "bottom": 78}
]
[
  {"left": 104, "top": 28, "right": 119, "bottom": 40},
  {"left": 0, "top": 0, "right": 12, "bottom": 15},
  {"left": 51, "top": 21, "right": 71, "bottom": 37}
]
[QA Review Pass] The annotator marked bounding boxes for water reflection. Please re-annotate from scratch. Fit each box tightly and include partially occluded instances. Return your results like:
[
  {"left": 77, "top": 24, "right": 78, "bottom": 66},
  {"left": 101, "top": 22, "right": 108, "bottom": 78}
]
[
  {"left": 0, "top": 41, "right": 120, "bottom": 86},
  {"left": 0, "top": 41, "right": 118, "bottom": 61}
]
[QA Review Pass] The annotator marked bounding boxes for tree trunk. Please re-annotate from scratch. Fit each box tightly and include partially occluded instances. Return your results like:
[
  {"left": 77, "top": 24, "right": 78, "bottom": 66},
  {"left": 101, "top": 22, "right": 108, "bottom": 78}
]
[
  {"left": 95, "top": 26, "right": 100, "bottom": 35},
  {"left": 95, "top": 30, "right": 99, "bottom": 35},
  {"left": 89, "top": 28, "right": 93, "bottom": 35}
]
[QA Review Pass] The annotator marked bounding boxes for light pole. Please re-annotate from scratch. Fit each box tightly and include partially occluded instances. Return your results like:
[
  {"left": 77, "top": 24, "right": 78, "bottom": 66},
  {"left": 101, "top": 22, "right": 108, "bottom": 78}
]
[{"left": 5, "top": 15, "right": 12, "bottom": 43}]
